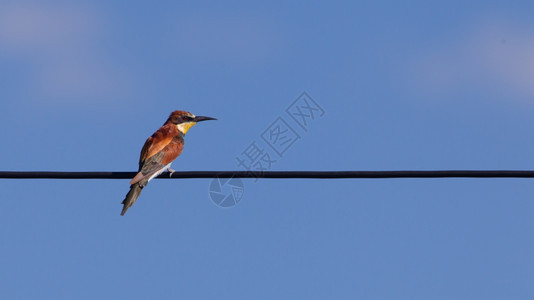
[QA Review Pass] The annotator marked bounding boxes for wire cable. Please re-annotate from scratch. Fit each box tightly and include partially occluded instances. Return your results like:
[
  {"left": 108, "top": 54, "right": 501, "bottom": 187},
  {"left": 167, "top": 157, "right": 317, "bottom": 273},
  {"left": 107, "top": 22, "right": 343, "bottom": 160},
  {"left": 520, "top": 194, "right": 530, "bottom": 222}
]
[{"left": 2, "top": 170, "right": 534, "bottom": 179}]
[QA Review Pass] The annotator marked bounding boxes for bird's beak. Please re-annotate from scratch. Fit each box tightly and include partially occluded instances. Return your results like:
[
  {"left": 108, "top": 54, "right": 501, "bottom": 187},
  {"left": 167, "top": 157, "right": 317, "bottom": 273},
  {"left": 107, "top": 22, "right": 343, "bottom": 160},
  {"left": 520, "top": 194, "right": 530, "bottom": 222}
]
[{"left": 193, "top": 116, "right": 217, "bottom": 122}]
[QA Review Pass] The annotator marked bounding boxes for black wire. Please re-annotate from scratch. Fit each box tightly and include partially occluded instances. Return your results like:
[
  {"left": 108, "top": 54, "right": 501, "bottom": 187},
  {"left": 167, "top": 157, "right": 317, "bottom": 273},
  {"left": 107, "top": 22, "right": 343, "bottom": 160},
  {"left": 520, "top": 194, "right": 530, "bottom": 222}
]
[{"left": 1, "top": 170, "right": 534, "bottom": 179}]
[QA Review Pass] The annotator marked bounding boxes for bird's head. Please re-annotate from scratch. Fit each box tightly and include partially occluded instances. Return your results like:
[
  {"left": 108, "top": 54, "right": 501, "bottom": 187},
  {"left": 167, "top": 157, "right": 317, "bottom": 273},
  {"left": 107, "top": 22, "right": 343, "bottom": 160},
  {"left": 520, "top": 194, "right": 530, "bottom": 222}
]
[{"left": 166, "top": 110, "right": 217, "bottom": 134}]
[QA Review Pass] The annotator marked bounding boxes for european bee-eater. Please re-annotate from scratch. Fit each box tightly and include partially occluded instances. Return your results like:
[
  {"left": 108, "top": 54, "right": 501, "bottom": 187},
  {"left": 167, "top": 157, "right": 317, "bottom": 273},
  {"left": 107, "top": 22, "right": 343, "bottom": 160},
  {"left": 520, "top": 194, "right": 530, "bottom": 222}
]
[{"left": 121, "top": 110, "right": 216, "bottom": 215}]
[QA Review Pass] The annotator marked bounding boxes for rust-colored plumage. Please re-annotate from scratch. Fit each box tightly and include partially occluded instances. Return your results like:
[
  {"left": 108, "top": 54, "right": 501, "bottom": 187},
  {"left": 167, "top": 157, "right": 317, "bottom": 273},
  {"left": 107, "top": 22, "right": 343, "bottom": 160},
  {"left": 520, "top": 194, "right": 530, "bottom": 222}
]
[
  {"left": 129, "top": 124, "right": 184, "bottom": 185},
  {"left": 121, "top": 110, "right": 216, "bottom": 215}
]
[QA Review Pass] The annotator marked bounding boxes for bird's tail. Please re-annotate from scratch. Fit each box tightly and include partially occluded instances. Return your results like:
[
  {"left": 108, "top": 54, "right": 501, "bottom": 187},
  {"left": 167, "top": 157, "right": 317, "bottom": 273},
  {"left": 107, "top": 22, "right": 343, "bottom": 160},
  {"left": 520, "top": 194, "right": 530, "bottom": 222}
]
[{"left": 121, "top": 184, "right": 143, "bottom": 216}]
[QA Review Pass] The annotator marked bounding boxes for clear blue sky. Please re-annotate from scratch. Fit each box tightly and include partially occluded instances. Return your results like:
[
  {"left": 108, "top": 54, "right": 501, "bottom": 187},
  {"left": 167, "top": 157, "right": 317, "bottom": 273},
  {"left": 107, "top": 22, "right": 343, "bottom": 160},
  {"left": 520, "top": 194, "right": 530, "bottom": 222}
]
[{"left": 1, "top": 1, "right": 534, "bottom": 299}]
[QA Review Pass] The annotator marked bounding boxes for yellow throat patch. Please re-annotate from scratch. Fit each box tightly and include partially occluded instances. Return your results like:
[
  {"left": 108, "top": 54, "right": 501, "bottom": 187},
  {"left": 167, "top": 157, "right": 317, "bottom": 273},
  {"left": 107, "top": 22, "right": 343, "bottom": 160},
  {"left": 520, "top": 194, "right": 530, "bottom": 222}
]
[{"left": 177, "top": 122, "right": 196, "bottom": 134}]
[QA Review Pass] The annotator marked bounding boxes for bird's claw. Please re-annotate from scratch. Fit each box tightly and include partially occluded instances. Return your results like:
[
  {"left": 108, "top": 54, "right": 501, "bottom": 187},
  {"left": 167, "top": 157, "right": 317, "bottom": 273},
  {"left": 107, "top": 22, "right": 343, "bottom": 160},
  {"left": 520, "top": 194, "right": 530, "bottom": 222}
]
[{"left": 167, "top": 167, "right": 176, "bottom": 177}]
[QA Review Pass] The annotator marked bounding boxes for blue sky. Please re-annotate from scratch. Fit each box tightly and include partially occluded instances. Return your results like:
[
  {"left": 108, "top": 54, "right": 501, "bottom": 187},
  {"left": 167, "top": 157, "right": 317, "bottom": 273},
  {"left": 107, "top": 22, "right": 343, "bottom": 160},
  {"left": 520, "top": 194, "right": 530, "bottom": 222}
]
[{"left": 1, "top": 1, "right": 534, "bottom": 299}]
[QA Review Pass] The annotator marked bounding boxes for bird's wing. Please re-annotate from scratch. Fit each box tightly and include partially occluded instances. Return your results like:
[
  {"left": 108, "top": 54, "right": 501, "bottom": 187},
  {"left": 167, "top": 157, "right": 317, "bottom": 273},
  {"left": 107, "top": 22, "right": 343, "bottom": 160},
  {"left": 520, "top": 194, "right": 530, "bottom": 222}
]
[
  {"left": 130, "top": 137, "right": 184, "bottom": 185},
  {"left": 138, "top": 127, "right": 174, "bottom": 167}
]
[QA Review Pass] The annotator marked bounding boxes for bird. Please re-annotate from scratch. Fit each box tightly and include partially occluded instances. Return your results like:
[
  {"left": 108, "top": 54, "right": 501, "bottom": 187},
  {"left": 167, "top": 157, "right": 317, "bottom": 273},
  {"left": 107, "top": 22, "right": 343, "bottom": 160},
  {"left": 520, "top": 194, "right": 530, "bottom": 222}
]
[{"left": 121, "top": 110, "right": 216, "bottom": 215}]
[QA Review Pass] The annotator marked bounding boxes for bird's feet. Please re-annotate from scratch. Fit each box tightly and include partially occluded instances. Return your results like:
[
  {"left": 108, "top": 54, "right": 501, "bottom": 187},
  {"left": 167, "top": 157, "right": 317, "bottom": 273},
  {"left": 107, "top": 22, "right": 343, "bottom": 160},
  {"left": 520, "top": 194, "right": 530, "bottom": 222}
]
[{"left": 167, "top": 167, "right": 176, "bottom": 177}]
